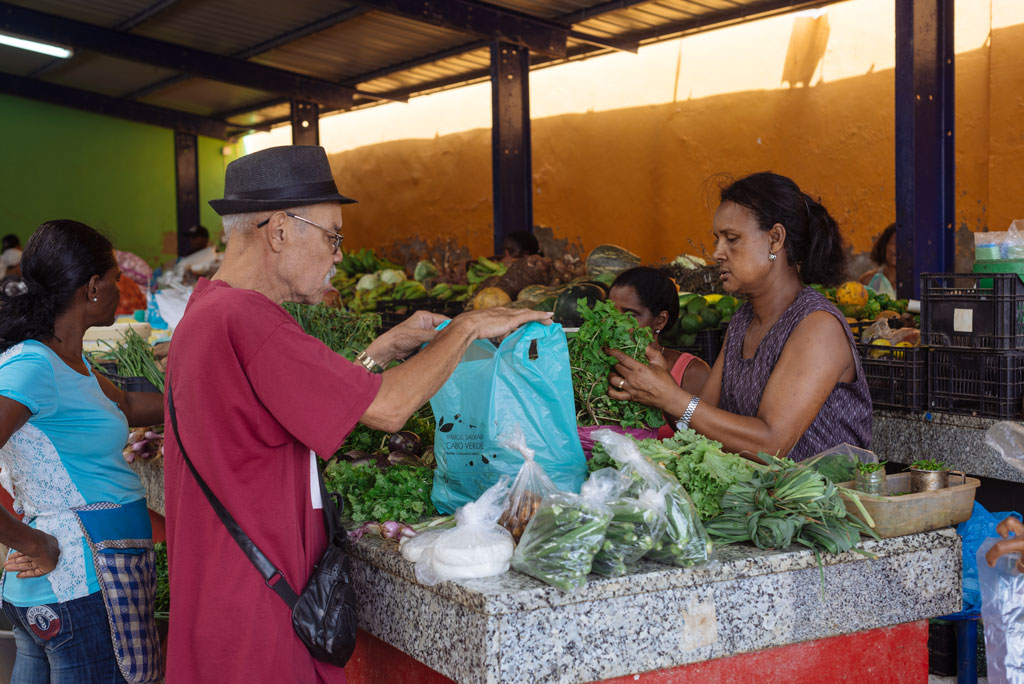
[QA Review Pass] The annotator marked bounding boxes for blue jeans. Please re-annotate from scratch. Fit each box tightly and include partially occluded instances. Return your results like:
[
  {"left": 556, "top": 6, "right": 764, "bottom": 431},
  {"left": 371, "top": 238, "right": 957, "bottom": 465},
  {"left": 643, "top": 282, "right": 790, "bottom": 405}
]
[{"left": 2, "top": 591, "right": 128, "bottom": 684}]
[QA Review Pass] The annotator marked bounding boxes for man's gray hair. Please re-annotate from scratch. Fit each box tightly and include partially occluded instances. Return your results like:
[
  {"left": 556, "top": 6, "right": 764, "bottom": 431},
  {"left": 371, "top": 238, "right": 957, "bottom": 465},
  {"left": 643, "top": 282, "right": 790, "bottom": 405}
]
[{"left": 220, "top": 211, "right": 271, "bottom": 241}]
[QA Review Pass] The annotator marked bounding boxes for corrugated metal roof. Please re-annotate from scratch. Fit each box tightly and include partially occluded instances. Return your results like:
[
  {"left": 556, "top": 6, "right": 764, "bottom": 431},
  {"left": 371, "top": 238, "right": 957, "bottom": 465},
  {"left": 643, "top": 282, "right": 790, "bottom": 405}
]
[{"left": 0, "top": 0, "right": 837, "bottom": 138}]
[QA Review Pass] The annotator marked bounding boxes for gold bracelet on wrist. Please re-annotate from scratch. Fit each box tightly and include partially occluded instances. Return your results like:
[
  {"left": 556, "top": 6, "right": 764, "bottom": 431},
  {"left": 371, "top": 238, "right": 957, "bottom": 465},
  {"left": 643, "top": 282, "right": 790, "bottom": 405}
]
[{"left": 355, "top": 350, "right": 383, "bottom": 374}]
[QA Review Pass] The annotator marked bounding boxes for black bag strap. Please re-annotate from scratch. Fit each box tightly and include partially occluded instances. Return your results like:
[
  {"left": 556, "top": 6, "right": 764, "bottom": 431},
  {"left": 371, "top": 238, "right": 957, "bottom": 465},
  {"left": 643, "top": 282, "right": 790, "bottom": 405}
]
[{"left": 167, "top": 379, "right": 309, "bottom": 608}]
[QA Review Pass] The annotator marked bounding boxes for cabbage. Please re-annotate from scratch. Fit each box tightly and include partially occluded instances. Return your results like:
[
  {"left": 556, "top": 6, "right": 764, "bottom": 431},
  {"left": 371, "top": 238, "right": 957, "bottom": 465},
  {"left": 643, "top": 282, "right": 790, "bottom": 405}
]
[
  {"left": 379, "top": 269, "right": 406, "bottom": 285},
  {"left": 356, "top": 273, "right": 380, "bottom": 291}
]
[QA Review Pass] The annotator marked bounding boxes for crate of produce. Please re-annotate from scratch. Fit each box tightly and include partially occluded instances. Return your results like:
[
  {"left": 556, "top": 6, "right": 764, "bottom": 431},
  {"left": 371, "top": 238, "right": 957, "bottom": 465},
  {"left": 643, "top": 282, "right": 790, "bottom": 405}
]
[
  {"left": 927, "top": 348, "right": 1024, "bottom": 419},
  {"left": 837, "top": 472, "right": 979, "bottom": 538},
  {"left": 921, "top": 272, "right": 1024, "bottom": 350},
  {"left": 856, "top": 343, "right": 927, "bottom": 411},
  {"left": 665, "top": 328, "right": 724, "bottom": 365}
]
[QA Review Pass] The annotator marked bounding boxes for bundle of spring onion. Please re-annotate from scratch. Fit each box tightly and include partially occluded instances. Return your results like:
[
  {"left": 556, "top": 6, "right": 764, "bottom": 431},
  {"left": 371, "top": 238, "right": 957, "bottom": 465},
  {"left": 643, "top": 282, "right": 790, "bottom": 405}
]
[
  {"left": 101, "top": 329, "right": 165, "bottom": 392},
  {"left": 704, "top": 455, "right": 878, "bottom": 561}
]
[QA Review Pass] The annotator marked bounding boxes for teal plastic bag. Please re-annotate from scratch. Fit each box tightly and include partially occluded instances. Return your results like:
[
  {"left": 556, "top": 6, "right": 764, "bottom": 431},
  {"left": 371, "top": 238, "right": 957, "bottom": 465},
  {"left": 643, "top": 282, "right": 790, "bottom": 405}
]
[{"left": 430, "top": 322, "right": 587, "bottom": 514}]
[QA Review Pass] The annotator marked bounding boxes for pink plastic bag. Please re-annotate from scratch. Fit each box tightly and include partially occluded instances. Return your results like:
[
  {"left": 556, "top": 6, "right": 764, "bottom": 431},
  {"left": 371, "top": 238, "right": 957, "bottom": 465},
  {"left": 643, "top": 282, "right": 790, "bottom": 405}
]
[{"left": 577, "top": 425, "right": 658, "bottom": 460}]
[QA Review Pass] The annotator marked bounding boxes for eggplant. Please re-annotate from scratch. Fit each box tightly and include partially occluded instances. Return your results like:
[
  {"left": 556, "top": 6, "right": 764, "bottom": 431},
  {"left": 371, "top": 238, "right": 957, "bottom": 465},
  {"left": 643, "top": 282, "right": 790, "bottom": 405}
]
[
  {"left": 387, "top": 450, "right": 423, "bottom": 467},
  {"left": 388, "top": 431, "right": 423, "bottom": 456},
  {"left": 343, "top": 450, "right": 373, "bottom": 462}
]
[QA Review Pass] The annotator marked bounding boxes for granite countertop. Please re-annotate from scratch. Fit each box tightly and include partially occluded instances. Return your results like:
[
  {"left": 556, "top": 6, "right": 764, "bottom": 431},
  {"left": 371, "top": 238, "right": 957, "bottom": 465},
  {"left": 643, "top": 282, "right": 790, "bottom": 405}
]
[
  {"left": 351, "top": 528, "right": 961, "bottom": 684},
  {"left": 872, "top": 409, "right": 1024, "bottom": 483}
]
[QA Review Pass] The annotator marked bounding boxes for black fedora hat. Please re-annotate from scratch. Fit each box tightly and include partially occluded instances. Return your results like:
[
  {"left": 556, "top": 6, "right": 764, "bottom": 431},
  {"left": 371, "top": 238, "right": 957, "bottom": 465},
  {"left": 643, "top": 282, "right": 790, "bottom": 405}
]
[{"left": 209, "top": 145, "right": 356, "bottom": 216}]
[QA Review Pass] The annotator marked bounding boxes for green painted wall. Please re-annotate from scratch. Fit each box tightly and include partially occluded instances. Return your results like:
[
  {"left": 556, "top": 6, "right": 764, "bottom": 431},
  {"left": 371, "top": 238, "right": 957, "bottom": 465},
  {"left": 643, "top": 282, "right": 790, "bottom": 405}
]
[{"left": 0, "top": 93, "right": 240, "bottom": 267}]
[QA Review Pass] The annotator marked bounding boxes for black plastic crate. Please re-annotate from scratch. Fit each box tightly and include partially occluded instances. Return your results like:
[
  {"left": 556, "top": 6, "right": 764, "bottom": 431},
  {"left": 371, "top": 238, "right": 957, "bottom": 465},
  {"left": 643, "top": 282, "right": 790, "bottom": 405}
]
[
  {"left": 98, "top": 370, "right": 162, "bottom": 393},
  {"left": 376, "top": 297, "right": 465, "bottom": 332},
  {"left": 856, "top": 343, "right": 927, "bottom": 411},
  {"left": 666, "top": 328, "right": 724, "bottom": 365},
  {"left": 927, "top": 349, "right": 1024, "bottom": 419},
  {"left": 921, "top": 272, "right": 1024, "bottom": 350}
]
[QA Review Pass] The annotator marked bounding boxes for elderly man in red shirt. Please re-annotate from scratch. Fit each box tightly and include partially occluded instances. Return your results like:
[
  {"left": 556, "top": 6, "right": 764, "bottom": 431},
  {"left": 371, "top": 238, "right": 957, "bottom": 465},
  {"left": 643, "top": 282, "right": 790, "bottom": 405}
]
[{"left": 163, "top": 145, "right": 549, "bottom": 684}]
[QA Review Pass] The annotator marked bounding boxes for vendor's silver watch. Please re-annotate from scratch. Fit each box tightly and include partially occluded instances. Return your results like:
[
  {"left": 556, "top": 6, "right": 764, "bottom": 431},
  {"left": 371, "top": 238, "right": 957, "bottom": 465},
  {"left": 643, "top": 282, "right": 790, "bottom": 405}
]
[
  {"left": 355, "top": 350, "right": 383, "bottom": 374},
  {"left": 675, "top": 396, "right": 701, "bottom": 432}
]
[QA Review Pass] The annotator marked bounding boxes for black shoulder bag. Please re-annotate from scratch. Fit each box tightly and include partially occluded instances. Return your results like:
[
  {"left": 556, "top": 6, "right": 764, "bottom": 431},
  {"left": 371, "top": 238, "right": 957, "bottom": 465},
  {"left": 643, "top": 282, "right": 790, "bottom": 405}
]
[{"left": 167, "top": 381, "right": 358, "bottom": 667}]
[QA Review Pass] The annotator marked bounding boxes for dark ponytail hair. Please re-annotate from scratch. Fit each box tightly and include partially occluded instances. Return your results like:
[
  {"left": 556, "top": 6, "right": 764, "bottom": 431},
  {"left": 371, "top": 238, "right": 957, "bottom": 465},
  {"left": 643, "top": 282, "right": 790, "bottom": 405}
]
[
  {"left": 720, "top": 172, "right": 847, "bottom": 286},
  {"left": 611, "top": 266, "right": 680, "bottom": 331},
  {"left": 0, "top": 220, "right": 115, "bottom": 352}
]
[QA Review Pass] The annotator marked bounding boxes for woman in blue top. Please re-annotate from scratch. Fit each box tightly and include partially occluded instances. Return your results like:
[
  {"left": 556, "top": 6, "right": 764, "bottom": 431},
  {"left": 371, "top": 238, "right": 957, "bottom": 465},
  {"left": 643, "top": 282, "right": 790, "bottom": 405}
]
[{"left": 0, "top": 220, "right": 164, "bottom": 684}]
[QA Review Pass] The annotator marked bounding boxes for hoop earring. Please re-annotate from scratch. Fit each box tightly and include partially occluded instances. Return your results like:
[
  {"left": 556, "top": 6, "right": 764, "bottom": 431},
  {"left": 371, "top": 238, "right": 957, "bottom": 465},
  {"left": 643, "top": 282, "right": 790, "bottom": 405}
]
[{"left": 768, "top": 252, "right": 777, "bottom": 262}]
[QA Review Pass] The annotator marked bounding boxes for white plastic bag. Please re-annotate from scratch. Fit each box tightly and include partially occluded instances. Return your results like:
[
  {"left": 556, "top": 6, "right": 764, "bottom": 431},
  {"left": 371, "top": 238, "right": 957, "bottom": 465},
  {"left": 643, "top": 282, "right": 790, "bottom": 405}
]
[
  {"left": 496, "top": 425, "right": 558, "bottom": 542},
  {"left": 986, "top": 422, "right": 1024, "bottom": 475},
  {"left": 414, "top": 477, "right": 513, "bottom": 585},
  {"left": 978, "top": 538, "right": 1024, "bottom": 683}
]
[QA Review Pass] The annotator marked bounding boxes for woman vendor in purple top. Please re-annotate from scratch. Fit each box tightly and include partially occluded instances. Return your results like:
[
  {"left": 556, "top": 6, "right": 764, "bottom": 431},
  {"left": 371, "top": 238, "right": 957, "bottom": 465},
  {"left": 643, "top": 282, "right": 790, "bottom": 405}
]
[{"left": 608, "top": 172, "right": 872, "bottom": 462}]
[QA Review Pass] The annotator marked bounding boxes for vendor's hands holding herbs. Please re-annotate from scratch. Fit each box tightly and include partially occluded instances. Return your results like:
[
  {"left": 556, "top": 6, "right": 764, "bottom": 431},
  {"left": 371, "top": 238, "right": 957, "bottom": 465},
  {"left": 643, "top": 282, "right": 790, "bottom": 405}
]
[
  {"left": 606, "top": 344, "right": 679, "bottom": 414},
  {"left": 986, "top": 515, "right": 1024, "bottom": 573}
]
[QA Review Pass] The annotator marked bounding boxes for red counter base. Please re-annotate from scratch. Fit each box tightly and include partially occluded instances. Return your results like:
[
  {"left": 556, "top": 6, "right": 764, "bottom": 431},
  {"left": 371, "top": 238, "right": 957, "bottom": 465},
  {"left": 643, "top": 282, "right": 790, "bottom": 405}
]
[{"left": 345, "top": 620, "right": 928, "bottom": 684}]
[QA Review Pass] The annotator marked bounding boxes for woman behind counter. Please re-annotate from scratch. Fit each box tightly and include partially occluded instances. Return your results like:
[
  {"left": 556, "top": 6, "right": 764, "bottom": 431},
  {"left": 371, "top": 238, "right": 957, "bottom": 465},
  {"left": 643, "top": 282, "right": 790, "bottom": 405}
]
[
  {"left": 607, "top": 267, "right": 710, "bottom": 438},
  {"left": 0, "top": 220, "right": 164, "bottom": 683},
  {"left": 609, "top": 172, "right": 871, "bottom": 462}
]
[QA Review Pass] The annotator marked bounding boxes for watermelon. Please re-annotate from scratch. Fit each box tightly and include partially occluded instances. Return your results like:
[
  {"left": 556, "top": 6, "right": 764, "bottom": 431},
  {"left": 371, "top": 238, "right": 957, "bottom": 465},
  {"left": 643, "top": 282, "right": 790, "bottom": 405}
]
[
  {"left": 553, "top": 284, "right": 606, "bottom": 327},
  {"left": 585, "top": 245, "right": 641, "bottom": 282}
]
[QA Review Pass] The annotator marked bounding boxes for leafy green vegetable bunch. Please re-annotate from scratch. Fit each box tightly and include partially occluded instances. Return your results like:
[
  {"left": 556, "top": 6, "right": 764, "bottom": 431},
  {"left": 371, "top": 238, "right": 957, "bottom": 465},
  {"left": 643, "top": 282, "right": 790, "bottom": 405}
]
[
  {"left": 590, "top": 429, "right": 763, "bottom": 520},
  {"left": 910, "top": 458, "right": 947, "bottom": 471},
  {"left": 283, "top": 302, "right": 381, "bottom": 360},
  {"left": 323, "top": 461, "right": 435, "bottom": 524},
  {"left": 704, "top": 456, "right": 878, "bottom": 560},
  {"left": 568, "top": 300, "right": 664, "bottom": 429}
]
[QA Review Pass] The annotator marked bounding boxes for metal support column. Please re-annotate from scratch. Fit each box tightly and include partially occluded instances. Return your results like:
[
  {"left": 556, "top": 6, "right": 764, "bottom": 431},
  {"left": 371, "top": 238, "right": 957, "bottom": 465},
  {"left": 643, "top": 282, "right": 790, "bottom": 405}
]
[
  {"left": 894, "top": 0, "right": 955, "bottom": 299},
  {"left": 291, "top": 99, "right": 320, "bottom": 146},
  {"left": 490, "top": 40, "right": 533, "bottom": 255},
  {"left": 173, "top": 131, "right": 199, "bottom": 257}
]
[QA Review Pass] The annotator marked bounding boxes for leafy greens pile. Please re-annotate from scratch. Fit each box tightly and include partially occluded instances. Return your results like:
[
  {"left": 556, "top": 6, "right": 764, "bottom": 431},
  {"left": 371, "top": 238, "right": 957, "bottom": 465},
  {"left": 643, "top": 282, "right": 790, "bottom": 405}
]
[
  {"left": 323, "top": 461, "right": 435, "bottom": 524},
  {"left": 590, "top": 429, "right": 763, "bottom": 519},
  {"left": 283, "top": 302, "right": 380, "bottom": 361},
  {"left": 568, "top": 300, "right": 664, "bottom": 429},
  {"left": 704, "top": 454, "right": 878, "bottom": 560}
]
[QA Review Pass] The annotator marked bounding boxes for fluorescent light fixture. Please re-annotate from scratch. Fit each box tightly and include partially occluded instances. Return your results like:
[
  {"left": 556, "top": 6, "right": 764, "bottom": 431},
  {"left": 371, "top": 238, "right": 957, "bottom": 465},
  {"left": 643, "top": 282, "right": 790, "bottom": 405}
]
[{"left": 0, "top": 32, "right": 73, "bottom": 59}]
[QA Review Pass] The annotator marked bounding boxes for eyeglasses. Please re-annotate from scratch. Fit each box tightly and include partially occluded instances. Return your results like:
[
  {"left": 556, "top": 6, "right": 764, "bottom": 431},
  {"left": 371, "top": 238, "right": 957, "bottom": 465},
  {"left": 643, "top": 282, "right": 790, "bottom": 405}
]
[{"left": 257, "top": 212, "right": 344, "bottom": 254}]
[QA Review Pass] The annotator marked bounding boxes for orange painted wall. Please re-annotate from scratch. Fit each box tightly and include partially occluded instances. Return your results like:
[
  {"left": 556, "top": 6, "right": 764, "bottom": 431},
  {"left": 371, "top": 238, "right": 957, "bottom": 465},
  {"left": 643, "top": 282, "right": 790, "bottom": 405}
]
[{"left": 320, "top": 5, "right": 1022, "bottom": 267}]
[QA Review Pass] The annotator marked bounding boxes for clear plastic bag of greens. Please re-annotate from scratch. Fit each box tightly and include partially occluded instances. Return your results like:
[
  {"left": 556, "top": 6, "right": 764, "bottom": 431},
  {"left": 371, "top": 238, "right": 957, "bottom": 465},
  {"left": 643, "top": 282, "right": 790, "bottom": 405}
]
[
  {"left": 804, "top": 443, "right": 879, "bottom": 484},
  {"left": 414, "top": 477, "right": 514, "bottom": 586},
  {"left": 496, "top": 425, "right": 558, "bottom": 543},
  {"left": 591, "top": 485, "right": 669, "bottom": 577},
  {"left": 511, "top": 468, "right": 622, "bottom": 592},
  {"left": 593, "top": 429, "right": 711, "bottom": 567},
  {"left": 977, "top": 537, "right": 1024, "bottom": 682}
]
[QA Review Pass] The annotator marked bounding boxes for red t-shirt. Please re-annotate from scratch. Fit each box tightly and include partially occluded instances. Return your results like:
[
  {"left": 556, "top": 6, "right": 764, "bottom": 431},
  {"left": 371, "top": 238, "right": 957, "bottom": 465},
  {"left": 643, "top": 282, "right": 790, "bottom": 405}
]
[{"left": 163, "top": 279, "right": 381, "bottom": 684}]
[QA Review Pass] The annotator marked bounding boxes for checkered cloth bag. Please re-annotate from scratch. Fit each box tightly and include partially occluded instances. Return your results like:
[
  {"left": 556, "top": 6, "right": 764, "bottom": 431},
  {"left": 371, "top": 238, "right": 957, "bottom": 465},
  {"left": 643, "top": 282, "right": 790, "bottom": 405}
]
[{"left": 75, "top": 503, "right": 162, "bottom": 684}]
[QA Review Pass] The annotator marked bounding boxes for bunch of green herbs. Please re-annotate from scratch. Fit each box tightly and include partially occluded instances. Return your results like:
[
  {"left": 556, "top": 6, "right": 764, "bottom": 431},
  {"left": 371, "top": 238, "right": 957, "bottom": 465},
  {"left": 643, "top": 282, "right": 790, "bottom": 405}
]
[
  {"left": 568, "top": 300, "right": 664, "bottom": 429},
  {"left": 704, "top": 454, "right": 880, "bottom": 582},
  {"left": 910, "top": 458, "right": 947, "bottom": 471},
  {"left": 323, "top": 460, "right": 435, "bottom": 524},
  {"left": 283, "top": 302, "right": 380, "bottom": 360},
  {"left": 100, "top": 328, "right": 165, "bottom": 392}
]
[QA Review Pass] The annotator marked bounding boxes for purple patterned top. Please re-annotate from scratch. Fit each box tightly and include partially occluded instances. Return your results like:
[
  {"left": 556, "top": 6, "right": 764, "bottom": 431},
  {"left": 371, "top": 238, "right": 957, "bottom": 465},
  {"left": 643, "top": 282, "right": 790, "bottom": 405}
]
[{"left": 718, "top": 287, "right": 872, "bottom": 461}]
